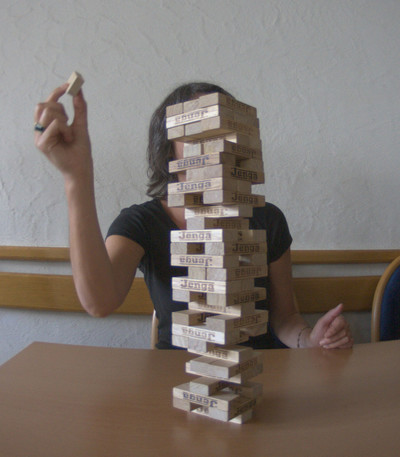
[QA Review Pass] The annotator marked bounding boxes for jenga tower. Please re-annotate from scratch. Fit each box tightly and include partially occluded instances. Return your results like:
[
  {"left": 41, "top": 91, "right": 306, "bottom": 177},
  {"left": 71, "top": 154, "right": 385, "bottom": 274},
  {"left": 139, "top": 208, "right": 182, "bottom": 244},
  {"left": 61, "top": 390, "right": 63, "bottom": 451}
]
[{"left": 166, "top": 93, "right": 268, "bottom": 423}]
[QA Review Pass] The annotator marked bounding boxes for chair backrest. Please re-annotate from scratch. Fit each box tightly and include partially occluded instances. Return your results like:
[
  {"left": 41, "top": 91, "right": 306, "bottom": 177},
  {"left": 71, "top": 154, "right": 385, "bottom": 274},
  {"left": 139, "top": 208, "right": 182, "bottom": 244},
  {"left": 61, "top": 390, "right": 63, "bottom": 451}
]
[
  {"left": 150, "top": 310, "right": 159, "bottom": 349},
  {"left": 371, "top": 256, "right": 400, "bottom": 342}
]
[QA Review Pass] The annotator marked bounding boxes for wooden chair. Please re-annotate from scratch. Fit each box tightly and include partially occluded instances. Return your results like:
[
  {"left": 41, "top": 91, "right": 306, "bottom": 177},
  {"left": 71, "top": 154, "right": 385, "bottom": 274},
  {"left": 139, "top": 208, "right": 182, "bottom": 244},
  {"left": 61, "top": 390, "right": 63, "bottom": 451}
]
[
  {"left": 150, "top": 310, "right": 159, "bottom": 349},
  {"left": 371, "top": 255, "right": 400, "bottom": 342}
]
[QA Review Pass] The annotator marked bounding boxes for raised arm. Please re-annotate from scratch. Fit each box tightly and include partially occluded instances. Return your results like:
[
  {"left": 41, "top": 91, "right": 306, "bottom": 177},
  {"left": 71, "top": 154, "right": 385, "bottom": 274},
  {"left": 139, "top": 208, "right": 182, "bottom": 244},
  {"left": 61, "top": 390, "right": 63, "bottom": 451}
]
[{"left": 34, "top": 85, "right": 143, "bottom": 316}]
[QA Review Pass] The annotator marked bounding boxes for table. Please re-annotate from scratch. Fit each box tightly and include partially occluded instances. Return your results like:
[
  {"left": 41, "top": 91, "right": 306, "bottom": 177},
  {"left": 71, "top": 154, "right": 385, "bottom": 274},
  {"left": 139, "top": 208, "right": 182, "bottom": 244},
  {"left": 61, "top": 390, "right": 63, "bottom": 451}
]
[{"left": 1, "top": 341, "right": 399, "bottom": 457}]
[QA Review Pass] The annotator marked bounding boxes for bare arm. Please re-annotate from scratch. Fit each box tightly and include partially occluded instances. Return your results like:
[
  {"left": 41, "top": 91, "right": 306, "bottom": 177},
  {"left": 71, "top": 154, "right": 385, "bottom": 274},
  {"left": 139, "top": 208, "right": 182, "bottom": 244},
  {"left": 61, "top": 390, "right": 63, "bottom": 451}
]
[
  {"left": 34, "top": 85, "right": 143, "bottom": 316},
  {"left": 269, "top": 249, "right": 353, "bottom": 349},
  {"left": 268, "top": 249, "right": 310, "bottom": 347}
]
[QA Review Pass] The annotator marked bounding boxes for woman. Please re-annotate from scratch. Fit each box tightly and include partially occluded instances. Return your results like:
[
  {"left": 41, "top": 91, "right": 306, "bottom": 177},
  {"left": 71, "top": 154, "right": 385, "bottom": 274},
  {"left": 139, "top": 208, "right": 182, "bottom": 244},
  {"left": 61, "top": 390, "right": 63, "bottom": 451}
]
[{"left": 34, "top": 81, "right": 353, "bottom": 350}]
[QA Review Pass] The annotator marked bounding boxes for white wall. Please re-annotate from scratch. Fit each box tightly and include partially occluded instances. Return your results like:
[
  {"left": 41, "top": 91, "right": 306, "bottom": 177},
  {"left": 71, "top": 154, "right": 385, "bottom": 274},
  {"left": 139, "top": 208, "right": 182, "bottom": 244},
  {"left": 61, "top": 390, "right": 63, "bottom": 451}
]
[{"left": 1, "top": 0, "right": 399, "bottom": 363}]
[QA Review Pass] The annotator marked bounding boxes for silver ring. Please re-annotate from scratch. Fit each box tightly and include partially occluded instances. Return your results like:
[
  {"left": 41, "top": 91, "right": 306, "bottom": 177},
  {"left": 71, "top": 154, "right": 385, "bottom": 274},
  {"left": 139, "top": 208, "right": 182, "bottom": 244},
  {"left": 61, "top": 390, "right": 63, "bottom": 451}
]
[{"left": 34, "top": 122, "right": 46, "bottom": 133}]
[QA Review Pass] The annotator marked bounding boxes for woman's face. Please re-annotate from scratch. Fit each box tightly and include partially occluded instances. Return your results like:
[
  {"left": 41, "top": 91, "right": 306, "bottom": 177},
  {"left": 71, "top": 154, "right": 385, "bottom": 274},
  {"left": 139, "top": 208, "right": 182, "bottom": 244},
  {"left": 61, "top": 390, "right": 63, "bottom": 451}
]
[
  {"left": 171, "top": 91, "right": 208, "bottom": 161},
  {"left": 172, "top": 140, "right": 185, "bottom": 160}
]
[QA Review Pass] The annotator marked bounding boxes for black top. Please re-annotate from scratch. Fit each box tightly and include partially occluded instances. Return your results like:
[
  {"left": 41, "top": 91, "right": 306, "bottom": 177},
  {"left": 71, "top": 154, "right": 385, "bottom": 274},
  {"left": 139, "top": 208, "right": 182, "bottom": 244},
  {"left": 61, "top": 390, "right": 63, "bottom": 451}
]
[{"left": 107, "top": 199, "right": 292, "bottom": 349}]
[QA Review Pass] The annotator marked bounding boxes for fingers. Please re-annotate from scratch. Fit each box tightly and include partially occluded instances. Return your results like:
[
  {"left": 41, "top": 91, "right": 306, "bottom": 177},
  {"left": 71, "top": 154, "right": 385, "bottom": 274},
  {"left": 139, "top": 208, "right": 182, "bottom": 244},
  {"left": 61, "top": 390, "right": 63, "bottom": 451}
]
[
  {"left": 71, "top": 90, "right": 88, "bottom": 131},
  {"left": 320, "top": 334, "right": 354, "bottom": 349},
  {"left": 34, "top": 103, "right": 71, "bottom": 148},
  {"left": 319, "top": 303, "right": 344, "bottom": 328},
  {"left": 34, "top": 83, "right": 80, "bottom": 146},
  {"left": 45, "top": 83, "right": 69, "bottom": 103},
  {"left": 322, "top": 313, "right": 347, "bottom": 339},
  {"left": 35, "top": 102, "right": 69, "bottom": 128},
  {"left": 319, "top": 313, "right": 353, "bottom": 349},
  {"left": 36, "top": 118, "right": 74, "bottom": 148}
]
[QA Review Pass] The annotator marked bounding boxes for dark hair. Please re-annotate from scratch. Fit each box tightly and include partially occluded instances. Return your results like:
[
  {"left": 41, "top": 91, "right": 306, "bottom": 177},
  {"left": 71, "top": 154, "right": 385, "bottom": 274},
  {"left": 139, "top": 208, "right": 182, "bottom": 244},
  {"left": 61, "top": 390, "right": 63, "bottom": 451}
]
[{"left": 146, "top": 82, "right": 233, "bottom": 199}]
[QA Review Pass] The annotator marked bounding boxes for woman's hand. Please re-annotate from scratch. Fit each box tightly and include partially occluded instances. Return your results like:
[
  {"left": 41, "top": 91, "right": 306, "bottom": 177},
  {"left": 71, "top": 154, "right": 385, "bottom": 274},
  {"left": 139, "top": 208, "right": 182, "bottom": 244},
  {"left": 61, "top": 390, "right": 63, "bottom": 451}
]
[
  {"left": 34, "top": 84, "right": 92, "bottom": 181},
  {"left": 308, "top": 304, "right": 354, "bottom": 349}
]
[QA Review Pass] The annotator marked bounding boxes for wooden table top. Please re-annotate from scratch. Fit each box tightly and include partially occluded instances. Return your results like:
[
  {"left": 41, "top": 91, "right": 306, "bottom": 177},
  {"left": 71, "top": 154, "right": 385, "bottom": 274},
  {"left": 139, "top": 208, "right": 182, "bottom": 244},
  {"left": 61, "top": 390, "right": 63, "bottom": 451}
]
[{"left": 1, "top": 341, "right": 399, "bottom": 457}]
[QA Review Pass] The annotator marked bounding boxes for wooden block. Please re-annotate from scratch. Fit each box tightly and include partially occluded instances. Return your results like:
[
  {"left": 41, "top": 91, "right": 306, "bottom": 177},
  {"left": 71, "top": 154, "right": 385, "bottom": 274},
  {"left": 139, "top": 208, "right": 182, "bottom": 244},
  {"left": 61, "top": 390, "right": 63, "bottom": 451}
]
[
  {"left": 241, "top": 321, "right": 268, "bottom": 337},
  {"left": 182, "top": 142, "right": 202, "bottom": 157},
  {"left": 205, "top": 241, "right": 266, "bottom": 256},
  {"left": 181, "top": 116, "right": 260, "bottom": 142},
  {"left": 182, "top": 99, "right": 202, "bottom": 112},
  {"left": 179, "top": 93, "right": 256, "bottom": 118},
  {"left": 167, "top": 104, "right": 259, "bottom": 129},
  {"left": 238, "top": 253, "right": 268, "bottom": 266},
  {"left": 202, "top": 116, "right": 259, "bottom": 137},
  {"left": 166, "top": 102, "right": 183, "bottom": 117},
  {"left": 184, "top": 204, "right": 254, "bottom": 219},
  {"left": 205, "top": 287, "right": 266, "bottom": 306},
  {"left": 183, "top": 93, "right": 258, "bottom": 119},
  {"left": 168, "top": 116, "right": 261, "bottom": 142},
  {"left": 172, "top": 289, "right": 205, "bottom": 303},
  {"left": 188, "top": 344, "right": 254, "bottom": 363},
  {"left": 203, "top": 189, "right": 265, "bottom": 207},
  {"left": 167, "top": 106, "right": 218, "bottom": 129},
  {"left": 237, "top": 158, "right": 265, "bottom": 172},
  {"left": 223, "top": 132, "right": 262, "bottom": 149},
  {"left": 186, "top": 217, "right": 249, "bottom": 230},
  {"left": 171, "top": 254, "right": 241, "bottom": 269},
  {"left": 187, "top": 352, "right": 263, "bottom": 379},
  {"left": 172, "top": 396, "right": 196, "bottom": 411},
  {"left": 66, "top": 71, "right": 84, "bottom": 96},
  {"left": 171, "top": 335, "right": 216, "bottom": 352},
  {"left": 170, "top": 229, "right": 265, "bottom": 244},
  {"left": 206, "top": 264, "right": 268, "bottom": 281},
  {"left": 171, "top": 334, "right": 189, "bottom": 349},
  {"left": 167, "top": 177, "right": 250, "bottom": 196},
  {"left": 167, "top": 125, "right": 185, "bottom": 140},
  {"left": 184, "top": 120, "right": 204, "bottom": 136},
  {"left": 189, "top": 377, "right": 229, "bottom": 395},
  {"left": 166, "top": 104, "right": 229, "bottom": 129},
  {"left": 229, "top": 408, "right": 253, "bottom": 424},
  {"left": 205, "top": 310, "right": 269, "bottom": 332},
  {"left": 188, "top": 300, "right": 256, "bottom": 317},
  {"left": 202, "top": 139, "right": 262, "bottom": 160},
  {"left": 167, "top": 192, "right": 203, "bottom": 208},
  {"left": 169, "top": 151, "right": 236, "bottom": 173},
  {"left": 182, "top": 135, "right": 262, "bottom": 158},
  {"left": 170, "top": 242, "right": 204, "bottom": 255},
  {"left": 188, "top": 266, "right": 206, "bottom": 279},
  {"left": 197, "top": 93, "right": 257, "bottom": 117},
  {"left": 189, "top": 378, "right": 262, "bottom": 402},
  {"left": 227, "top": 363, "right": 263, "bottom": 384},
  {"left": 173, "top": 382, "right": 240, "bottom": 412},
  {"left": 186, "top": 164, "right": 264, "bottom": 185},
  {"left": 233, "top": 110, "right": 260, "bottom": 128},
  {"left": 185, "top": 360, "right": 262, "bottom": 384},
  {"left": 225, "top": 381, "right": 263, "bottom": 400},
  {"left": 191, "top": 396, "right": 256, "bottom": 422},
  {"left": 172, "top": 322, "right": 245, "bottom": 345},
  {"left": 187, "top": 337, "right": 216, "bottom": 353},
  {"left": 172, "top": 310, "right": 208, "bottom": 326}
]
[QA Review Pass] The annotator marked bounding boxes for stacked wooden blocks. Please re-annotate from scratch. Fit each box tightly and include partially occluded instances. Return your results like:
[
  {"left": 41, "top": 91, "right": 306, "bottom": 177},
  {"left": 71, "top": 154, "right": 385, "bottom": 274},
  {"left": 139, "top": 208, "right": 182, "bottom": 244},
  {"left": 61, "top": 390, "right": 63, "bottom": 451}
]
[{"left": 167, "top": 92, "right": 268, "bottom": 423}]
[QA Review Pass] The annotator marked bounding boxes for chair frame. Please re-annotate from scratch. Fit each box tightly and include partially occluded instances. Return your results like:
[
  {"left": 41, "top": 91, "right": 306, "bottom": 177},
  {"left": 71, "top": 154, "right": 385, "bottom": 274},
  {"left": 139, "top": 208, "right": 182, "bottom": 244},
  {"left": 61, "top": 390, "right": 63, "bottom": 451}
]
[
  {"left": 150, "top": 310, "right": 159, "bottom": 349},
  {"left": 371, "top": 255, "right": 400, "bottom": 342}
]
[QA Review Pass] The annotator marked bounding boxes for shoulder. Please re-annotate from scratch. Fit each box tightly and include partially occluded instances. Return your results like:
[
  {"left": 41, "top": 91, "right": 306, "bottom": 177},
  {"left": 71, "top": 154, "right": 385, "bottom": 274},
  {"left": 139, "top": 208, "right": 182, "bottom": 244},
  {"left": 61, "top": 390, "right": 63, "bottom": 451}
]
[
  {"left": 111, "top": 199, "right": 166, "bottom": 227},
  {"left": 251, "top": 202, "right": 289, "bottom": 228},
  {"left": 106, "top": 199, "right": 164, "bottom": 241},
  {"left": 118, "top": 199, "right": 162, "bottom": 218},
  {"left": 251, "top": 202, "right": 293, "bottom": 263}
]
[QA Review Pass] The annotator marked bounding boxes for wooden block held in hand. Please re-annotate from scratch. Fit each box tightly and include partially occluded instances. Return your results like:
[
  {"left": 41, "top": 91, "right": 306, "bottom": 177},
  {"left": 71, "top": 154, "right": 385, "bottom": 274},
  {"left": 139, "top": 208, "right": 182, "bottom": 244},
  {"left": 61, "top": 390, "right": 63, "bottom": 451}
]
[{"left": 66, "top": 71, "right": 84, "bottom": 96}]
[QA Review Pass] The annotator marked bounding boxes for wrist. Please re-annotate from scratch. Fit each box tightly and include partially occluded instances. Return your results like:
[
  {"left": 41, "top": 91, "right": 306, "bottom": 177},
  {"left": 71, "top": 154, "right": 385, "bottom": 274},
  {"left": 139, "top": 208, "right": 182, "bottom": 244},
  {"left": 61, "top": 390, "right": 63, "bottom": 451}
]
[
  {"left": 64, "top": 168, "right": 94, "bottom": 195},
  {"left": 297, "top": 326, "right": 312, "bottom": 348}
]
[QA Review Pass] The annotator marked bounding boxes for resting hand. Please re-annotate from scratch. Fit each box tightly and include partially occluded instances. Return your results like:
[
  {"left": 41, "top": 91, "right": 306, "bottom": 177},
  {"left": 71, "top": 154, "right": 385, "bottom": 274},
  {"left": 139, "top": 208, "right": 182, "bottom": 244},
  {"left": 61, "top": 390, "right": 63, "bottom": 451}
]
[
  {"left": 309, "top": 304, "right": 353, "bottom": 349},
  {"left": 34, "top": 84, "right": 92, "bottom": 181}
]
